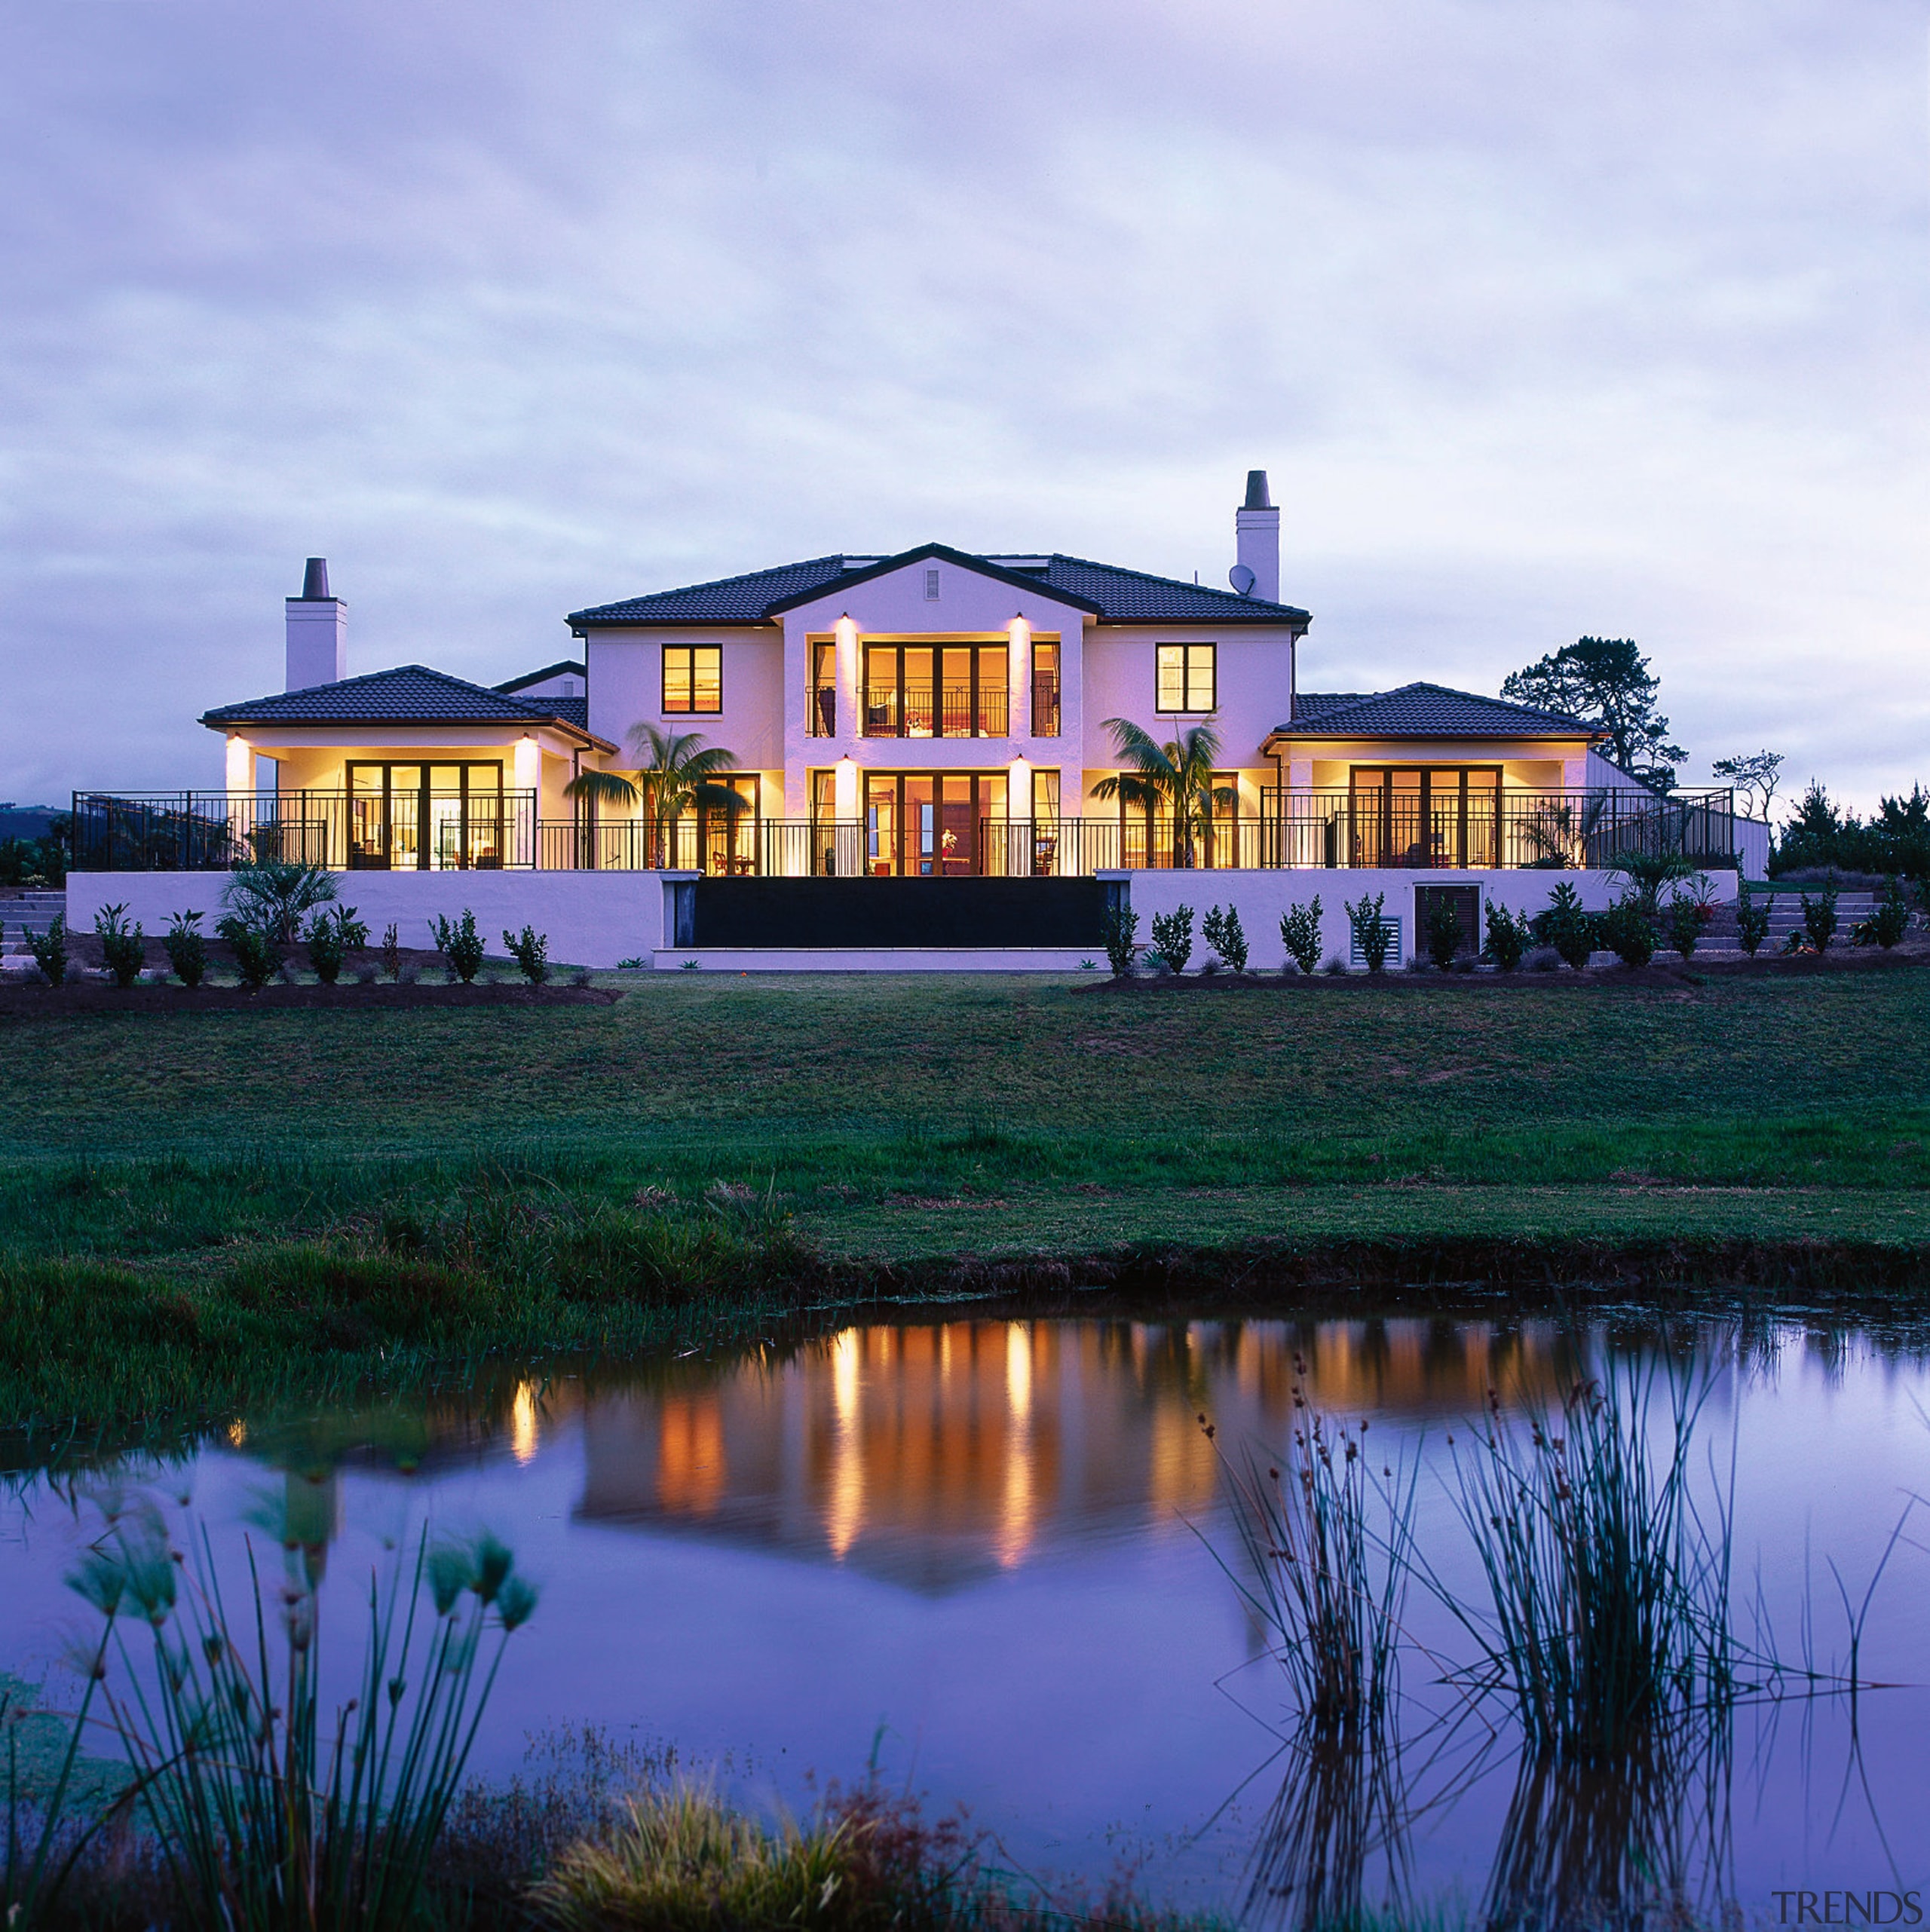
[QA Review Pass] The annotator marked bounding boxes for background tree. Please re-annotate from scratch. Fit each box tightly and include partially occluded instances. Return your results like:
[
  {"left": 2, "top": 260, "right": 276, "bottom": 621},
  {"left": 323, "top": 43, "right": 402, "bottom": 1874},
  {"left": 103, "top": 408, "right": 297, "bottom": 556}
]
[
  {"left": 1090, "top": 719, "right": 1236, "bottom": 869},
  {"left": 1710, "top": 750, "right": 1784, "bottom": 822},
  {"left": 1501, "top": 637, "right": 1685, "bottom": 790},
  {"left": 564, "top": 725, "right": 746, "bottom": 868}
]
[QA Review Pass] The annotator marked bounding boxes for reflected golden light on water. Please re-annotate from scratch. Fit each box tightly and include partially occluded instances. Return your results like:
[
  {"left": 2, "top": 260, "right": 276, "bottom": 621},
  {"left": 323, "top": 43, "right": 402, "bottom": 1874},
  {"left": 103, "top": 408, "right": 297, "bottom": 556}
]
[
  {"left": 510, "top": 1382, "right": 539, "bottom": 1465},
  {"left": 997, "top": 1324, "right": 1036, "bottom": 1569},
  {"left": 571, "top": 1318, "right": 1579, "bottom": 1591},
  {"left": 827, "top": 1329, "right": 865, "bottom": 1559}
]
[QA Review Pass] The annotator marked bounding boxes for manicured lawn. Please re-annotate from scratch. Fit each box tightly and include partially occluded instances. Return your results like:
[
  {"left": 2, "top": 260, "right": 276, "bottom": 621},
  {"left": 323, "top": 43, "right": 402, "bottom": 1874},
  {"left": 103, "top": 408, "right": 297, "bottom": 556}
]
[{"left": 4, "top": 965, "right": 1927, "bottom": 1444}]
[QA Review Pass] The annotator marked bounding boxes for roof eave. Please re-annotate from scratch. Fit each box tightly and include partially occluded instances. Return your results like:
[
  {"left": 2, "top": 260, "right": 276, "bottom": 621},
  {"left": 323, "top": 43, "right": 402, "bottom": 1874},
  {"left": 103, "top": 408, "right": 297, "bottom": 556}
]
[
  {"left": 200, "top": 710, "right": 614, "bottom": 753},
  {"left": 761, "top": 543, "right": 1107, "bottom": 618}
]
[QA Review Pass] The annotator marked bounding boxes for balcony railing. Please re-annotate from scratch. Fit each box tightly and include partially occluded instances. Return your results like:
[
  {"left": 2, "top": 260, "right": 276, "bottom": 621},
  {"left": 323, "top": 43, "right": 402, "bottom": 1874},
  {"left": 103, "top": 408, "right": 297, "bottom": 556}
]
[
  {"left": 1031, "top": 673, "right": 1060, "bottom": 738},
  {"left": 863, "top": 684, "right": 1008, "bottom": 739},
  {"left": 70, "top": 789, "right": 1735, "bottom": 877},
  {"left": 536, "top": 819, "right": 869, "bottom": 877},
  {"left": 69, "top": 791, "right": 538, "bottom": 872}
]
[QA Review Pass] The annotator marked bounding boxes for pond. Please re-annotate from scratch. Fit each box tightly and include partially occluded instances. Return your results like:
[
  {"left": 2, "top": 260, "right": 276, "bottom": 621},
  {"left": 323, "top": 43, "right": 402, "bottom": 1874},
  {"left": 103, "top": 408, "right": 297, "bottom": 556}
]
[{"left": 5, "top": 1309, "right": 1930, "bottom": 1924}]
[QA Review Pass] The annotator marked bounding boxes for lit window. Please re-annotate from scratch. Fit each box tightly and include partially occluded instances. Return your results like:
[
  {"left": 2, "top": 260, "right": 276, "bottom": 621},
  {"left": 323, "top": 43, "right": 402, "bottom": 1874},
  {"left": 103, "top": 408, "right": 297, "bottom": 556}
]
[
  {"left": 1156, "top": 643, "right": 1215, "bottom": 713},
  {"left": 663, "top": 645, "right": 722, "bottom": 715}
]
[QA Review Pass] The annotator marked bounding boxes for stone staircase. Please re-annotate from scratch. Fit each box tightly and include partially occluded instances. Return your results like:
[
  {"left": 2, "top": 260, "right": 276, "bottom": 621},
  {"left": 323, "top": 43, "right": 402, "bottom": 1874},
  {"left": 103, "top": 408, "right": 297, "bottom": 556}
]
[
  {"left": 0, "top": 889, "right": 68, "bottom": 957},
  {"left": 1699, "top": 889, "right": 1880, "bottom": 948}
]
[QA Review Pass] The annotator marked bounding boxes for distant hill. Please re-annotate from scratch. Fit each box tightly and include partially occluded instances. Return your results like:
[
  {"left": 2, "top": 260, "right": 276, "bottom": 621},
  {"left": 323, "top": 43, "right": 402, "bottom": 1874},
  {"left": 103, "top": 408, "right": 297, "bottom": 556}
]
[{"left": 0, "top": 806, "right": 63, "bottom": 840}]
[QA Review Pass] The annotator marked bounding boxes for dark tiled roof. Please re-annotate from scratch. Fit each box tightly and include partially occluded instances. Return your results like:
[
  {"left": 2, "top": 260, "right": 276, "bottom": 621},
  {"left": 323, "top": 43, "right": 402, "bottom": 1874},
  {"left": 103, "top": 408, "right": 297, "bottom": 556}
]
[
  {"left": 1033, "top": 553, "right": 1307, "bottom": 624},
  {"left": 200, "top": 664, "right": 603, "bottom": 740},
  {"left": 569, "top": 556, "right": 851, "bottom": 625},
  {"left": 536, "top": 695, "right": 588, "bottom": 729},
  {"left": 572, "top": 545, "right": 1310, "bottom": 628},
  {"left": 495, "top": 659, "right": 585, "bottom": 693},
  {"left": 1274, "top": 683, "right": 1599, "bottom": 739}
]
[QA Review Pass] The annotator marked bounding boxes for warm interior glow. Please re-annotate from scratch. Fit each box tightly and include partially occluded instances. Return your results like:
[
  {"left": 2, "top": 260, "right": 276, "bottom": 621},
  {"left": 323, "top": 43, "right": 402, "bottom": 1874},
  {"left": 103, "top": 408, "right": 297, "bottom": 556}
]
[{"left": 826, "top": 1329, "right": 865, "bottom": 1558}]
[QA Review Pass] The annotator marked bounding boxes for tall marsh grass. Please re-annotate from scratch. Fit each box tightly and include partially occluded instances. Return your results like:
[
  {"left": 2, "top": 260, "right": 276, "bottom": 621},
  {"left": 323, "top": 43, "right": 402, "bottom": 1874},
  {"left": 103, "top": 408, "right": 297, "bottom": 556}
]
[
  {"left": 1438, "top": 1361, "right": 1739, "bottom": 1760},
  {"left": 1204, "top": 1359, "right": 1417, "bottom": 1736},
  {"left": 67, "top": 1487, "right": 535, "bottom": 1932}
]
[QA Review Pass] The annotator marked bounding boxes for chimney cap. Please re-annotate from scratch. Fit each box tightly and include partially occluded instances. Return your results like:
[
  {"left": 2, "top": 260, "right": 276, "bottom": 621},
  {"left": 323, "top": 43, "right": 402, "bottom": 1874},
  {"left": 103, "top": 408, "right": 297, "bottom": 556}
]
[
  {"left": 299, "top": 557, "right": 332, "bottom": 602},
  {"left": 1242, "top": 470, "right": 1273, "bottom": 511}
]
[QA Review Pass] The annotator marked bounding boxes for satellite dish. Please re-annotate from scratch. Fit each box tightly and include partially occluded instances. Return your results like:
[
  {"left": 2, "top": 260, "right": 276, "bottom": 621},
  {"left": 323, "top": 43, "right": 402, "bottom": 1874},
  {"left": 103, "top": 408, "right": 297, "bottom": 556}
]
[{"left": 1229, "top": 564, "right": 1256, "bottom": 597}]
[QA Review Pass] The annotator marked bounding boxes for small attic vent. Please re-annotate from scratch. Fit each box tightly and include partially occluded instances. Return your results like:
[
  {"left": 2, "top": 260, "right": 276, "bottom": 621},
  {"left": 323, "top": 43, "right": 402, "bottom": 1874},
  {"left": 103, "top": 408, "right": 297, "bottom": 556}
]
[{"left": 924, "top": 568, "right": 940, "bottom": 601}]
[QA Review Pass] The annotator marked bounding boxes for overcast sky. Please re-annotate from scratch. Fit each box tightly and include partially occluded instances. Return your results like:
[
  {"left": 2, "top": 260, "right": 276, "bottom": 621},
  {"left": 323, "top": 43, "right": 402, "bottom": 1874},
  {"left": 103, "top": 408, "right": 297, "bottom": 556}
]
[{"left": 1, "top": 0, "right": 1925, "bottom": 810}]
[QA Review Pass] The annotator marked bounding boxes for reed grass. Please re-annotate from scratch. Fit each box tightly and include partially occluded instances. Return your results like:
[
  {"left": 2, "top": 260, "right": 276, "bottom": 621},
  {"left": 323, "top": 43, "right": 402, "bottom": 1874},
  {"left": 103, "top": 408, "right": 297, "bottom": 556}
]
[
  {"left": 1205, "top": 1362, "right": 1417, "bottom": 1737},
  {"left": 68, "top": 1488, "right": 536, "bottom": 1932},
  {"left": 1436, "top": 1358, "right": 1739, "bottom": 1760}
]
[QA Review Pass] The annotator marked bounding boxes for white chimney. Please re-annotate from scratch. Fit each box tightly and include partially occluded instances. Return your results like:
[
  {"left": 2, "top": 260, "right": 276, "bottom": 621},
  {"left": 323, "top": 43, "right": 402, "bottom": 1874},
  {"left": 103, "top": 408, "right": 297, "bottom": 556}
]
[
  {"left": 285, "top": 556, "right": 346, "bottom": 690},
  {"left": 1233, "top": 470, "right": 1279, "bottom": 603}
]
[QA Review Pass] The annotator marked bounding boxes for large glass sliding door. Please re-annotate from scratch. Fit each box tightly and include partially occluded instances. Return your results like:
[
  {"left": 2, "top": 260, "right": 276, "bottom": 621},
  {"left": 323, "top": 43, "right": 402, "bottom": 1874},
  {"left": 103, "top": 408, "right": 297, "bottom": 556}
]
[
  {"left": 865, "top": 772, "right": 1008, "bottom": 875},
  {"left": 1349, "top": 767, "right": 1501, "bottom": 868},
  {"left": 348, "top": 763, "right": 506, "bottom": 870}
]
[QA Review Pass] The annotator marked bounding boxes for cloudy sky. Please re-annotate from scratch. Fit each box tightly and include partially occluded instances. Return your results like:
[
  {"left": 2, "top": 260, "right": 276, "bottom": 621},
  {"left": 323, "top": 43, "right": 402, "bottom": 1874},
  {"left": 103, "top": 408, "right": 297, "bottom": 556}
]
[{"left": 1, "top": 0, "right": 1924, "bottom": 809}]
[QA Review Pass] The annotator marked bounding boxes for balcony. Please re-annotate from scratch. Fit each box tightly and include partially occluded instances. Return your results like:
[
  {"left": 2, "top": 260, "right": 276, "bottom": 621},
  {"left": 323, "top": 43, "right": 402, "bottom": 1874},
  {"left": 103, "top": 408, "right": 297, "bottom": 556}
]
[
  {"left": 863, "top": 683, "right": 1008, "bottom": 739},
  {"left": 68, "top": 791, "right": 538, "bottom": 873},
  {"left": 68, "top": 788, "right": 1738, "bottom": 878}
]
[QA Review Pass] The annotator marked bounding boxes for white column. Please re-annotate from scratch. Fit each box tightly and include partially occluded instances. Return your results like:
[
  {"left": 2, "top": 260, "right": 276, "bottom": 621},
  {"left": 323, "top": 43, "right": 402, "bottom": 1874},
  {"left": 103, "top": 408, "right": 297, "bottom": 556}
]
[
  {"left": 1007, "top": 617, "right": 1031, "bottom": 744},
  {"left": 835, "top": 616, "right": 860, "bottom": 754},
  {"left": 225, "top": 733, "right": 258, "bottom": 797},
  {"left": 513, "top": 736, "right": 542, "bottom": 868}
]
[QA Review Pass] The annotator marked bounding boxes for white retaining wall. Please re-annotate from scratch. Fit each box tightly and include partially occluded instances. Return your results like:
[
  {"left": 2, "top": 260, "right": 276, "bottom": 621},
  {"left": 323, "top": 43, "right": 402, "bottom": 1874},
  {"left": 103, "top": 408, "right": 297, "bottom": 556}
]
[
  {"left": 66, "top": 871, "right": 668, "bottom": 970},
  {"left": 66, "top": 867, "right": 1741, "bottom": 972},
  {"left": 1120, "top": 868, "right": 1742, "bottom": 971}
]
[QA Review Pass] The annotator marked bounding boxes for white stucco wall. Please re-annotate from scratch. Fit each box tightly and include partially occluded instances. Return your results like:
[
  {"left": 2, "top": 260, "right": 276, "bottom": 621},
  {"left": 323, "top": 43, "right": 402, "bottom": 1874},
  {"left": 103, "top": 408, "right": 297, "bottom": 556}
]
[
  {"left": 66, "top": 871, "right": 671, "bottom": 969},
  {"left": 1080, "top": 625, "right": 1297, "bottom": 784},
  {"left": 1120, "top": 867, "right": 1742, "bottom": 969},
  {"left": 584, "top": 626, "right": 782, "bottom": 771}
]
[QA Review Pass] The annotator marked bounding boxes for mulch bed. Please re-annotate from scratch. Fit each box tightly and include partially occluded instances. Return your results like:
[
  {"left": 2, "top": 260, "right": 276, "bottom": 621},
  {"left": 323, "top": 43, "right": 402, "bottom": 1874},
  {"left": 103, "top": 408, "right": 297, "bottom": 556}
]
[
  {"left": 1084, "top": 944, "right": 1930, "bottom": 992},
  {"left": 0, "top": 979, "right": 620, "bottom": 1015}
]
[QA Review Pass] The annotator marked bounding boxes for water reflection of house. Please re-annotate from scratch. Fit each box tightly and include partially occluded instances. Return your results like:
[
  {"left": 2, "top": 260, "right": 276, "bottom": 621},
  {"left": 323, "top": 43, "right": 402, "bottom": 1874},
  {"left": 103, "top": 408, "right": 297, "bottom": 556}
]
[{"left": 574, "top": 1318, "right": 1575, "bottom": 1594}]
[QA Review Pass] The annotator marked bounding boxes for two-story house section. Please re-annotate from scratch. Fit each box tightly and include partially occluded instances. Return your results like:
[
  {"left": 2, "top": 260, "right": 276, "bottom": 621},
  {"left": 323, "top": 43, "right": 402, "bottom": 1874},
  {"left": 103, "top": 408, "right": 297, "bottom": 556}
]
[{"left": 566, "top": 473, "right": 1312, "bottom": 879}]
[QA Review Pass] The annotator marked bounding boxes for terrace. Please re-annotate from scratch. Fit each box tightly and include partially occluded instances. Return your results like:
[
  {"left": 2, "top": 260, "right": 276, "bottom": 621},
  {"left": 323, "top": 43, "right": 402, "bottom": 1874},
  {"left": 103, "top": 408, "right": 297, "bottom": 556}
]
[{"left": 68, "top": 786, "right": 1740, "bottom": 877}]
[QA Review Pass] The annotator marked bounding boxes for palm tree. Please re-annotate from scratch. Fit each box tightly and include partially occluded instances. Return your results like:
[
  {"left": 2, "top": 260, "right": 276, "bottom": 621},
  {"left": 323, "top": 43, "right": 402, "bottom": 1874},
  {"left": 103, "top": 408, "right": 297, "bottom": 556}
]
[
  {"left": 563, "top": 724, "right": 748, "bottom": 869},
  {"left": 1090, "top": 718, "right": 1237, "bottom": 868}
]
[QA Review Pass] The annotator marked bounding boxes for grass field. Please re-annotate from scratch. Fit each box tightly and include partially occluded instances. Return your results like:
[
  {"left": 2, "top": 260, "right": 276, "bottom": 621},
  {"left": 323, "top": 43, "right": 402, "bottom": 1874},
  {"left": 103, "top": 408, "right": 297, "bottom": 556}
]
[{"left": 4, "top": 964, "right": 1927, "bottom": 1447}]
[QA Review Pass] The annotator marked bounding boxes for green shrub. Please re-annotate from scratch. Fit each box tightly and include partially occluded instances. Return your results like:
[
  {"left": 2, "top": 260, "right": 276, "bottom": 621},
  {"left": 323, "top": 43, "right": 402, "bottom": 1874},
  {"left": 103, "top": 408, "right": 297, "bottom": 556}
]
[
  {"left": 1345, "top": 892, "right": 1393, "bottom": 973},
  {"left": 162, "top": 908, "right": 207, "bottom": 987},
  {"left": 306, "top": 911, "right": 345, "bottom": 984},
  {"left": 25, "top": 915, "right": 67, "bottom": 986},
  {"left": 1279, "top": 896, "right": 1323, "bottom": 975},
  {"left": 430, "top": 910, "right": 486, "bottom": 983},
  {"left": 1800, "top": 883, "right": 1839, "bottom": 953},
  {"left": 1736, "top": 888, "right": 1772, "bottom": 956},
  {"left": 381, "top": 921, "right": 402, "bottom": 980},
  {"left": 1483, "top": 902, "right": 1532, "bottom": 972},
  {"left": 504, "top": 924, "right": 550, "bottom": 984},
  {"left": 221, "top": 856, "right": 337, "bottom": 942},
  {"left": 1423, "top": 896, "right": 1463, "bottom": 970},
  {"left": 1101, "top": 904, "right": 1139, "bottom": 978},
  {"left": 1148, "top": 904, "right": 1194, "bottom": 974},
  {"left": 318, "top": 902, "right": 369, "bottom": 950},
  {"left": 1598, "top": 896, "right": 1658, "bottom": 969},
  {"left": 1201, "top": 903, "right": 1248, "bottom": 974},
  {"left": 1533, "top": 881, "right": 1597, "bottom": 969},
  {"left": 218, "top": 917, "right": 284, "bottom": 989},
  {"left": 1853, "top": 877, "right": 1911, "bottom": 949},
  {"left": 1665, "top": 894, "right": 1703, "bottom": 961},
  {"left": 93, "top": 902, "right": 145, "bottom": 987}
]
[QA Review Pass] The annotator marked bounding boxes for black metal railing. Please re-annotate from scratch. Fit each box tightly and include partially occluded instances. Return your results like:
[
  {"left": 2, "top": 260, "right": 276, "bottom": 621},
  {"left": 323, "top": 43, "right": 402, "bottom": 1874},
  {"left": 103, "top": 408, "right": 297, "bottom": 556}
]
[
  {"left": 70, "top": 791, "right": 538, "bottom": 872},
  {"left": 535, "top": 818, "right": 868, "bottom": 877},
  {"left": 71, "top": 788, "right": 1736, "bottom": 878},
  {"left": 862, "top": 684, "right": 1009, "bottom": 739},
  {"left": 1256, "top": 788, "right": 1737, "bottom": 871},
  {"left": 1031, "top": 673, "right": 1060, "bottom": 738}
]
